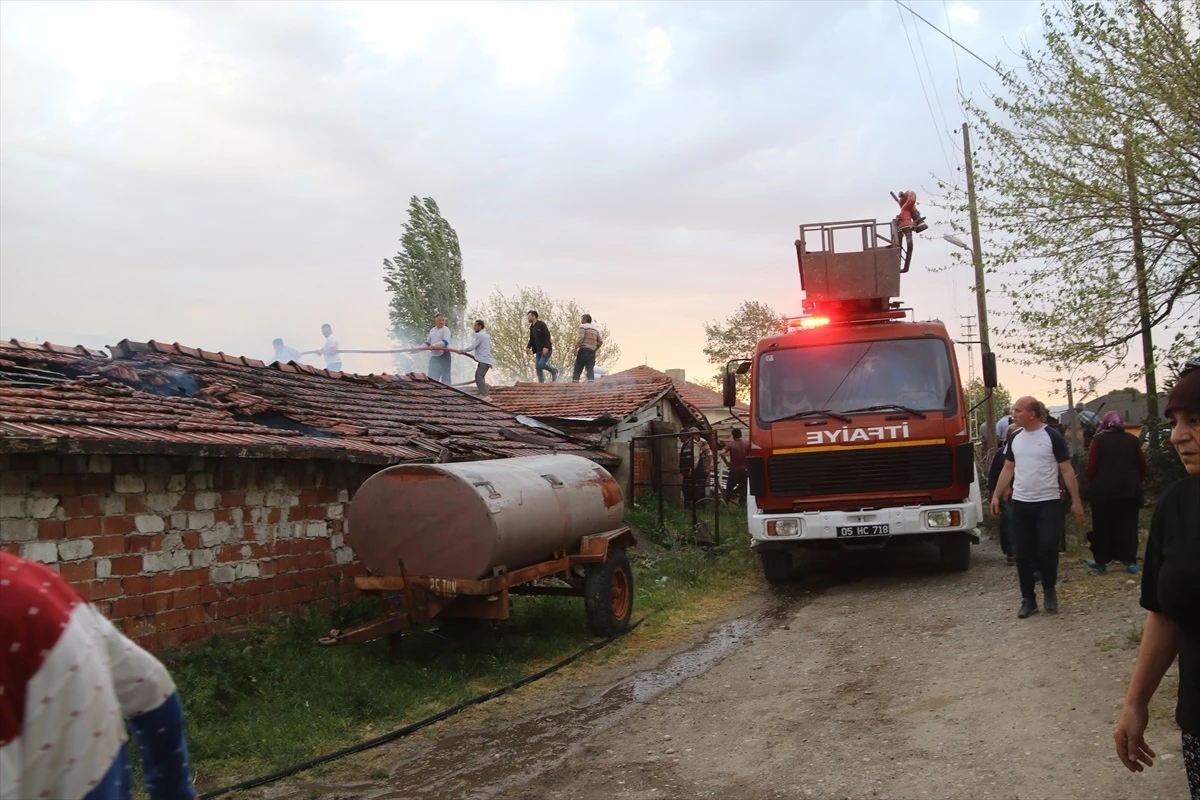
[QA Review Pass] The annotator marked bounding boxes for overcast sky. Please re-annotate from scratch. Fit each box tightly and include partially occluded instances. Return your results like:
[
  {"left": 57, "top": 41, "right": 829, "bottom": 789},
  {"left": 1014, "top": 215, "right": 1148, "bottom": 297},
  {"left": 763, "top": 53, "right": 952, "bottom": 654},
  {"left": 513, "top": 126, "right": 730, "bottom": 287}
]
[{"left": 2, "top": 0, "right": 1101, "bottom": 405}]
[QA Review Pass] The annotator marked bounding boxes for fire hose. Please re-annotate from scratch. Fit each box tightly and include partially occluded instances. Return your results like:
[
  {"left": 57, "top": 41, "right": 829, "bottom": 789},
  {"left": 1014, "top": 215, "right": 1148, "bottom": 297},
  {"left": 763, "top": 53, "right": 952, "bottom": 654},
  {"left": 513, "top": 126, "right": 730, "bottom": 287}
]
[
  {"left": 197, "top": 617, "right": 644, "bottom": 799},
  {"left": 304, "top": 345, "right": 480, "bottom": 363}
]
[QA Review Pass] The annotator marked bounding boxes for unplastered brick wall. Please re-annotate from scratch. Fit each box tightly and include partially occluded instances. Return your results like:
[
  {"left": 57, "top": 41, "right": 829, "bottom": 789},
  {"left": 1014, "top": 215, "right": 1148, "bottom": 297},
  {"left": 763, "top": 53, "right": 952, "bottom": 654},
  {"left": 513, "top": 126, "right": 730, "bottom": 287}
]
[{"left": 0, "top": 453, "right": 379, "bottom": 650}]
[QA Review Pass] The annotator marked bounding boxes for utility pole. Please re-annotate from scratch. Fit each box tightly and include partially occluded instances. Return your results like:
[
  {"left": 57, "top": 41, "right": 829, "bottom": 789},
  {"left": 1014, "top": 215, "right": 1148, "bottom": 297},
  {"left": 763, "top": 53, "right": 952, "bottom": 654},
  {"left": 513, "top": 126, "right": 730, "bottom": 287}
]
[
  {"left": 960, "top": 315, "right": 977, "bottom": 385},
  {"left": 1124, "top": 133, "right": 1159, "bottom": 432},
  {"left": 962, "top": 123, "right": 996, "bottom": 449},
  {"left": 1065, "top": 378, "right": 1078, "bottom": 456},
  {"left": 961, "top": 315, "right": 978, "bottom": 438}
]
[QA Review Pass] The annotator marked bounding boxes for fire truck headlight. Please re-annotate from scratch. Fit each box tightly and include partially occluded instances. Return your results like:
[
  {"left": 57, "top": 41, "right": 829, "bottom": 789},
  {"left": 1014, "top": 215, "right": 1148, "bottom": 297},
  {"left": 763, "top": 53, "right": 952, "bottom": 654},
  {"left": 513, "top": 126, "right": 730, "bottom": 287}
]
[
  {"left": 766, "top": 519, "right": 800, "bottom": 537},
  {"left": 924, "top": 510, "right": 962, "bottom": 529}
]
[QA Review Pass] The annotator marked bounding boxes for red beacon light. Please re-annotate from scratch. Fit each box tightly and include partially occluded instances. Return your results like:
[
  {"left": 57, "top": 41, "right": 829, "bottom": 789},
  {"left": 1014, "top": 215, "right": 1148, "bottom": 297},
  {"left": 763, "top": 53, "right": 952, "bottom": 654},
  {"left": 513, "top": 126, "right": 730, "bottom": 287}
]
[{"left": 787, "top": 315, "right": 831, "bottom": 331}]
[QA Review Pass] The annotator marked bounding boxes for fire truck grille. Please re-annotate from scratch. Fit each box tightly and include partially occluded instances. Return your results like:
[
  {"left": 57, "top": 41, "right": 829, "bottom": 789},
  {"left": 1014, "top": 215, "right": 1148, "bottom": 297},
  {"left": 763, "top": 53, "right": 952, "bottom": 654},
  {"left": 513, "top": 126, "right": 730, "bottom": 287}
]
[{"left": 767, "top": 445, "right": 955, "bottom": 497}]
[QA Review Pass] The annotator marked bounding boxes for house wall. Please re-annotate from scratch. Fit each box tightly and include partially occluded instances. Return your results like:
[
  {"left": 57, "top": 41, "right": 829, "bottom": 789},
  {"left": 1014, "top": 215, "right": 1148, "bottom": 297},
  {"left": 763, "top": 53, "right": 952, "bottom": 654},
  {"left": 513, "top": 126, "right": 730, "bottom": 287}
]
[
  {"left": 601, "top": 399, "right": 694, "bottom": 500},
  {"left": 0, "top": 452, "right": 377, "bottom": 650}
]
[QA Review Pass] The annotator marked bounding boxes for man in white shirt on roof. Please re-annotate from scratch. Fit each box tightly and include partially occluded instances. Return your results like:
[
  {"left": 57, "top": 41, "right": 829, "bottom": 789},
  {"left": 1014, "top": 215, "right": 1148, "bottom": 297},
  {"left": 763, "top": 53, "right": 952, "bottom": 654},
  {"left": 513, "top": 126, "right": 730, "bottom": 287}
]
[
  {"left": 990, "top": 396, "right": 1085, "bottom": 619},
  {"left": 271, "top": 338, "right": 303, "bottom": 365},
  {"left": 460, "top": 319, "right": 494, "bottom": 397},
  {"left": 318, "top": 323, "right": 342, "bottom": 372},
  {"left": 424, "top": 314, "right": 453, "bottom": 384}
]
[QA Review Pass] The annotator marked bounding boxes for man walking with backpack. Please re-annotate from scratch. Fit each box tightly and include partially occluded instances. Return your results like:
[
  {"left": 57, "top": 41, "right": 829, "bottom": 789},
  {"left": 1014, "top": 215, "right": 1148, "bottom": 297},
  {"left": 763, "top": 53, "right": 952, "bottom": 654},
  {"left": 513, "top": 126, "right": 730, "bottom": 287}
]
[{"left": 990, "top": 396, "right": 1085, "bottom": 619}]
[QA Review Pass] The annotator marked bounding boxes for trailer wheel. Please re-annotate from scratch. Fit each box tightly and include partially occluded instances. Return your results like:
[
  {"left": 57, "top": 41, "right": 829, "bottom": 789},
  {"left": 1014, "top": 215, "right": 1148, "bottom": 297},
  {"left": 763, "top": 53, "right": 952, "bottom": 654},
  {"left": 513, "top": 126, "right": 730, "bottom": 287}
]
[
  {"left": 760, "top": 549, "right": 794, "bottom": 583},
  {"left": 940, "top": 535, "right": 971, "bottom": 572},
  {"left": 584, "top": 548, "right": 634, "bottom": 637}
]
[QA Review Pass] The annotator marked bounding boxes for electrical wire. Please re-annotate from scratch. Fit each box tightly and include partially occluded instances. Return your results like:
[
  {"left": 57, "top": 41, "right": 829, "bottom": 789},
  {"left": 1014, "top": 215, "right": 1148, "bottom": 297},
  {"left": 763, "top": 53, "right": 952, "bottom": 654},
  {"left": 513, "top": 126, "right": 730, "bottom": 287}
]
[
  {"left": 198, "top": 618, "right": 645, "bottom": 799},
  {"left": 896, "top": 0, "right": 1002, "bottom": 76},
  {"left": 895, "top": 2, "right": 955, "bottom": 178},
  {"left": 941, "top": 0, "right": 966, "bottom": 92},
  {"left": 909, "top": 2, "right": 962, "bottom": 171}
]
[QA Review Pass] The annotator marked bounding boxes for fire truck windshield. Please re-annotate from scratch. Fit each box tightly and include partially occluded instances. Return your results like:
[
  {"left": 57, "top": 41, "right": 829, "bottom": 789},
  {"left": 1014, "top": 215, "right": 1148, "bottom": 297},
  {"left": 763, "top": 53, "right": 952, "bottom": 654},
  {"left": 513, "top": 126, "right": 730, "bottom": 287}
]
[{"left": 757, "top": 338, "right": 957, "bottom": 423}]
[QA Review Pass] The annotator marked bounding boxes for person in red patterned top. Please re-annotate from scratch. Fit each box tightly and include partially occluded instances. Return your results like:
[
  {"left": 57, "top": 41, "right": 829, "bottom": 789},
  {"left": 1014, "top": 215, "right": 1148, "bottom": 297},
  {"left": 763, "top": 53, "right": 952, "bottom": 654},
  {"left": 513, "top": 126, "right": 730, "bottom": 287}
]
[{"left": 0, "top": 552, "right": 195, "bottom": 800}]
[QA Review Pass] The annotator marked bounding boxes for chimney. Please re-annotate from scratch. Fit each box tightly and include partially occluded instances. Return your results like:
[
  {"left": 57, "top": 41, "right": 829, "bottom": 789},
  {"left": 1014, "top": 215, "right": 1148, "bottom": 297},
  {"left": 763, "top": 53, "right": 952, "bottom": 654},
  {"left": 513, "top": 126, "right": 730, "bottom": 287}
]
[{"left": 665, "top": 369, "right": 686, "bottom": 382}]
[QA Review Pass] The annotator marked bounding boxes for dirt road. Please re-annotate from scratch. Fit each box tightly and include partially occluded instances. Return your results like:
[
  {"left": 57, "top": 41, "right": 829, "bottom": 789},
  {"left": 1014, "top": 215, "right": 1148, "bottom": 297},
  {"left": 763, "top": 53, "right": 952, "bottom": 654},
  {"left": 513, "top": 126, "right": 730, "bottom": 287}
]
[{"left": 267, "top": 537, "right": 1188, "bottom": 800}]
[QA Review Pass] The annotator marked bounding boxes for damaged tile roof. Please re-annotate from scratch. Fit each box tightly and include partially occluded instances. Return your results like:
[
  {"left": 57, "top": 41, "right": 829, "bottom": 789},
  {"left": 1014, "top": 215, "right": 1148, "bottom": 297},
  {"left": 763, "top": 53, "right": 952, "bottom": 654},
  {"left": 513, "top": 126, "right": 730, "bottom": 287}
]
[
  {"left": 606, "top": 365, "right": 748, "bottom": 411},
  {"left": 0, "top": 339, "right": 615, "bottom": 465},
  {"left": 485, "top": 376, "right": 707, "bottom": 431}
]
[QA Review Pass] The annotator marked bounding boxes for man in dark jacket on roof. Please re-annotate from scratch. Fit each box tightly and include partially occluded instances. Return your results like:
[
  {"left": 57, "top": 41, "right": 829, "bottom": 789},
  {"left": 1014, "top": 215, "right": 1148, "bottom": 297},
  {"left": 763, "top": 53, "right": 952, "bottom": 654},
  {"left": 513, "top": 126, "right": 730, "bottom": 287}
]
[{"left": 526, "top": 310, "right": 558, "bottom": 383}]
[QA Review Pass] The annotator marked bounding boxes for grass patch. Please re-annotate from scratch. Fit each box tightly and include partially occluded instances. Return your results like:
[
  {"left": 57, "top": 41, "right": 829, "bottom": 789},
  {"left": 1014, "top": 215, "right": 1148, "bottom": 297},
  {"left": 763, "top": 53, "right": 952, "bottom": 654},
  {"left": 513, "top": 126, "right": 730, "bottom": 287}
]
[{"left": 170, "top": 499, "right": 758, "bottom": 790}]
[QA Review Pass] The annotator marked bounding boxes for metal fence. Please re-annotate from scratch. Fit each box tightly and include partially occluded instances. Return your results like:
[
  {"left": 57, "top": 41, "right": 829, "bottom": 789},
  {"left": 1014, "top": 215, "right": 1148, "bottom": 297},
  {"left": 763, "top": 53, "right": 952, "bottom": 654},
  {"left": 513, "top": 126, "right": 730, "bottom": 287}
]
[{"left": 628, "top": 429, "right": 726, "bottom": 546}]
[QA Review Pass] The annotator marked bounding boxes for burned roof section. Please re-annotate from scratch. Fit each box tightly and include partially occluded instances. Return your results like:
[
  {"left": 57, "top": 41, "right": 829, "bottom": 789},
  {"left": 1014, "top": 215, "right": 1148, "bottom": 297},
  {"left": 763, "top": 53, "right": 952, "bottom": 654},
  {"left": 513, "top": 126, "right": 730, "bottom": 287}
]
[{"left": 0, "top": 339, "right": 615, "bottom": 465}]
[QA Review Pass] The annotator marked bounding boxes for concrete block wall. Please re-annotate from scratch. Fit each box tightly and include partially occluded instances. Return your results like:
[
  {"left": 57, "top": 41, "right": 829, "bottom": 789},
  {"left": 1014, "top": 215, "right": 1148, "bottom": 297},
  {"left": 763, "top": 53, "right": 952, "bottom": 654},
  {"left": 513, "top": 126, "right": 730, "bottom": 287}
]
[{"left": 0, "top": 453, "right": 377, "bottom": 650}]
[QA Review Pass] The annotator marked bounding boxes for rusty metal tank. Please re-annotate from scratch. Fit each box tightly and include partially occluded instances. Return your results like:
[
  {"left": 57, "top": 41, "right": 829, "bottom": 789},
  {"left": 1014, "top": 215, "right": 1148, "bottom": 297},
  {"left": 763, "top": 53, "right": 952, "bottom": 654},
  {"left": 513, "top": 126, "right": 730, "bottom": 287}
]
[{"left": 347, "top": 454, "right": 624, "bottom": 580}]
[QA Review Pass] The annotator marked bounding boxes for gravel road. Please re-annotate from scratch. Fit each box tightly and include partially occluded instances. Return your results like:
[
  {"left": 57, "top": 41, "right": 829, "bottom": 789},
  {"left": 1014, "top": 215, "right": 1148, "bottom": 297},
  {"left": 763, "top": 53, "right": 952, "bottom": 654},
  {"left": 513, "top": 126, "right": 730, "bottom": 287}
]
[{"left": 269, "top": 536, "right": 1188, "bottom": 800}]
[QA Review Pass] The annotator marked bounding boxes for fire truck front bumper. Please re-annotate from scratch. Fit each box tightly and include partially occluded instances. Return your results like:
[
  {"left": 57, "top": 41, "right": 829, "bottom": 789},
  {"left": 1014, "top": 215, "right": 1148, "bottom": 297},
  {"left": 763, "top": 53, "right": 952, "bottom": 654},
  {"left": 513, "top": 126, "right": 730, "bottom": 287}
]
[{"left": 747, "top": 496, "right": 981, "bottom": 548}]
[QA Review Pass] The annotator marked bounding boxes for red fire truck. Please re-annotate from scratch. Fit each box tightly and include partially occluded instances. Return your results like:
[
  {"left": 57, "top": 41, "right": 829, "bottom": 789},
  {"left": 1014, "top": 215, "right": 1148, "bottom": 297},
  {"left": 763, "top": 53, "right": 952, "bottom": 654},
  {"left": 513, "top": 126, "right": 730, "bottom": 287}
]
[{"left": 722, "top": 195, "right": 996, "bottom": 582}]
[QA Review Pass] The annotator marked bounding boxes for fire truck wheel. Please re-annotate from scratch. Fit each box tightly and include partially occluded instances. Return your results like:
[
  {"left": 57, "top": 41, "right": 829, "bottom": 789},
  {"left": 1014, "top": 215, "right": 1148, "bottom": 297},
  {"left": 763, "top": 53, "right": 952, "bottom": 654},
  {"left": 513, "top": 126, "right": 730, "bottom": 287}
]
[
  {"left": 759, "top": 549, "right": 794, "bottom": 583},
  {"left": 584, "top": 547, "right": 634, "bottom": 637},
  {"left": 939, "top": 535, "right": 971, "bottom": 572}
]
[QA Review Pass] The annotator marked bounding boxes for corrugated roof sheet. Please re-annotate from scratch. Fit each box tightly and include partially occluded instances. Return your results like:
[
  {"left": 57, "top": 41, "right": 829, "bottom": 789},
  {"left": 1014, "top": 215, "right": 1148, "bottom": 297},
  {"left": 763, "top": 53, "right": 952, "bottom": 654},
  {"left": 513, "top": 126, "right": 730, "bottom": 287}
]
[{"left": 0, "top": 339, "right": 614, "bottom": 465}]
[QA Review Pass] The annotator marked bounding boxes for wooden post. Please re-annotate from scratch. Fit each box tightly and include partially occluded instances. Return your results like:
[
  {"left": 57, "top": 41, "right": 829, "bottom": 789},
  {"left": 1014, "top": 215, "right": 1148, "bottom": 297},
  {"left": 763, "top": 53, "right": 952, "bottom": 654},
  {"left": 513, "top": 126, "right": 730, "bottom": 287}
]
[
  {"left": 1124, "top": 134, "right": 1159, "bottom": 433},
  {"left": 963, "top": 123, "right": 996, "bottom": 450}
]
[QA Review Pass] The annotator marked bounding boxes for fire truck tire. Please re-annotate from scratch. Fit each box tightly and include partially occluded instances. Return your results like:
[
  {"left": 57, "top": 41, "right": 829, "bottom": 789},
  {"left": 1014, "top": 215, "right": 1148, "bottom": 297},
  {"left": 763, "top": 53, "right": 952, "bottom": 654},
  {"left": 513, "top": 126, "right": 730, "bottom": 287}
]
[
  {"left": 759, "top": 549, "right": 794, "bottom": 583},
  {"left": 584, "top": 548, "right": 634, "bottom": 637},
  {"left": 939, "top": 535, "right": 971, "bottom": 572}
]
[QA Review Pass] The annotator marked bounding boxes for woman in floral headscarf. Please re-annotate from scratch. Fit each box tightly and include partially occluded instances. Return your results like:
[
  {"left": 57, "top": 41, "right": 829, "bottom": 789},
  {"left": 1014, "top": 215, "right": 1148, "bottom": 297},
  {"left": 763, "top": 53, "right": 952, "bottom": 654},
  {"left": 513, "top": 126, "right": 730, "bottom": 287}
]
[{"left": 1086, "top": 410, "right": 1147, "bottom": 573}]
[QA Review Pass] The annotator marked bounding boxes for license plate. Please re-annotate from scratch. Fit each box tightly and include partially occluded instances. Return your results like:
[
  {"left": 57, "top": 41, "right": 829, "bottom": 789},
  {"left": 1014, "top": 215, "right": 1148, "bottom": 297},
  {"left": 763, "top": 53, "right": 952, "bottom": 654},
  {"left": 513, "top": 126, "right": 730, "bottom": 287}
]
[{"left": 836, "top": 524, "right": 890, "bottom": 538}]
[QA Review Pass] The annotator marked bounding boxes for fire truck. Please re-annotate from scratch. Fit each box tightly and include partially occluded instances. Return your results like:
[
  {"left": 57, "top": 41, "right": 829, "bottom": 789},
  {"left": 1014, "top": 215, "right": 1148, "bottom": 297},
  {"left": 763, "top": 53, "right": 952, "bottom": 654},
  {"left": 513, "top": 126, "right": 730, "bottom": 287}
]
[{"left": 722, "top": 193, "right": 996, "bottom": 582}]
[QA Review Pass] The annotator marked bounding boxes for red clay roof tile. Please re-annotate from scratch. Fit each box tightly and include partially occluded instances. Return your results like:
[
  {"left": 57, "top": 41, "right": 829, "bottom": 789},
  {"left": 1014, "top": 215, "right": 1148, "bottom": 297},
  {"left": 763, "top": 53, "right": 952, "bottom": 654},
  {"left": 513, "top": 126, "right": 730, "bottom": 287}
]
[
  {"left": 607, "top": 365, "right": 748, "bottom": 411},
  {"left": 0, "top": 339, "right": 613, "bottom": 465}
]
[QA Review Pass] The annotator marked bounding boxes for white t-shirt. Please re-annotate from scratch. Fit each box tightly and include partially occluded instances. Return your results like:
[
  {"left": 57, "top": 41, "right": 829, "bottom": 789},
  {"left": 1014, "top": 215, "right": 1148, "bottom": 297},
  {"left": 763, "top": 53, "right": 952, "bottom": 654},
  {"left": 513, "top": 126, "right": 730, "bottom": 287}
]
[
  {"left": 425, "top": 325, "right": 451, "bottom": 349},
  {"left": 322, "top": 335, "right": 341, "bottom": 367},
  {"left": 1006, "top": 425, "right": 1070, "bottom": 503}
]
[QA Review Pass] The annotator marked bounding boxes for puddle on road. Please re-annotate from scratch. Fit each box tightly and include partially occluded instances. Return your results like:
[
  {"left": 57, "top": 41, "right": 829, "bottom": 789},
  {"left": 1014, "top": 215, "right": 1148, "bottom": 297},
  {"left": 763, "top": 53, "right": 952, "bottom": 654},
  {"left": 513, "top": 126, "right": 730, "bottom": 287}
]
[{"left": 270, "top": 589, "right": 814, "bottom": 800}]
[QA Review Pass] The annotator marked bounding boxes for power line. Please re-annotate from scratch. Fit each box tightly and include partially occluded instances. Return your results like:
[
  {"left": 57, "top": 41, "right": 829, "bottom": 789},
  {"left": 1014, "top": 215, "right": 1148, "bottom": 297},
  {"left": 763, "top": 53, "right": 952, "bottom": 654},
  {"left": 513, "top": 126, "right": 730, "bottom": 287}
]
[
  {"left": 895, "top": 2, "right": 955, "bottom": 177},
  {"left": 896, "top": 0, "right": 1002, "bottom": 76},
  {"left": 910, "top": 2, "right": 962, "bottom": 168},
  {"left": 941, "top": 0, "right": 965, "bottom": 91}
]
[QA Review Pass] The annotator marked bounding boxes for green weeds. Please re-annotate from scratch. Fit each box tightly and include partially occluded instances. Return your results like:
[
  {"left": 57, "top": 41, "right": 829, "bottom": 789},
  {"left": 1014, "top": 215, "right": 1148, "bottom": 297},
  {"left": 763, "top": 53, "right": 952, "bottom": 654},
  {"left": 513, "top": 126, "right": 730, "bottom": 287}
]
[{"left": 170, "top": 498, "right": 758, "bottom": 788}]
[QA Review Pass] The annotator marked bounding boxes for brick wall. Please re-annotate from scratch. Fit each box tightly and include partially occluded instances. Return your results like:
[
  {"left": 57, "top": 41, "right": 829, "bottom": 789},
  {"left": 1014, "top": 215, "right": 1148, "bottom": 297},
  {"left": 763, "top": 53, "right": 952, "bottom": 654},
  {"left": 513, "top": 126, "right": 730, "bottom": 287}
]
[{"left": 0, "top": 453, "right": 378, "bottom": 650}]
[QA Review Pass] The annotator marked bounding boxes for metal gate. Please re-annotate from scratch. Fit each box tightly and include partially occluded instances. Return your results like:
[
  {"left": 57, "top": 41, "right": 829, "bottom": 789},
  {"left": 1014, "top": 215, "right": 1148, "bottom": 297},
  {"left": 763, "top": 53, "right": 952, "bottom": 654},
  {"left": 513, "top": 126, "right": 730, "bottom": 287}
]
[{"left": 628, "top": 427, "right": 722, "bottom": 546}]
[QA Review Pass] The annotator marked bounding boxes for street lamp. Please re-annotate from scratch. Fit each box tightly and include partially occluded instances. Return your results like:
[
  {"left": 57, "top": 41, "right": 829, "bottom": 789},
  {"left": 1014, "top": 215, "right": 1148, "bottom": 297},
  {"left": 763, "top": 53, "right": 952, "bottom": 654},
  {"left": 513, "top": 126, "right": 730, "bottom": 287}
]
[
  {"left": 943, "top": 233, "right": 997, "bottom": 447},
  {"left": 943, "top": 233, "right": 971, "bottom": 252}
]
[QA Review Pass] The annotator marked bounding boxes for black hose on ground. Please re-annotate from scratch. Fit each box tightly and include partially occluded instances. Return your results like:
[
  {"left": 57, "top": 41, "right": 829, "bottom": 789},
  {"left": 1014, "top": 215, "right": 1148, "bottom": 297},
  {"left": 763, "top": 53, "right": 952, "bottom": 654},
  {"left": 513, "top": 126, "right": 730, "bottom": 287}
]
[{"left": 198, "top": 618, "right": 644, "bottom": 799}]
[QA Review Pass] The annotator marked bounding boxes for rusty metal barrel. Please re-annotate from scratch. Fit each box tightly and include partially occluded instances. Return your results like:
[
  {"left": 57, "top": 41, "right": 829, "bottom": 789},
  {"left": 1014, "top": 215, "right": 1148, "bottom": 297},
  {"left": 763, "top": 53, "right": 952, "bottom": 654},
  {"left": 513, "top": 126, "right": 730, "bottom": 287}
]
[{"left": 347, "top": 454, "right": 625, "bottom": 580}]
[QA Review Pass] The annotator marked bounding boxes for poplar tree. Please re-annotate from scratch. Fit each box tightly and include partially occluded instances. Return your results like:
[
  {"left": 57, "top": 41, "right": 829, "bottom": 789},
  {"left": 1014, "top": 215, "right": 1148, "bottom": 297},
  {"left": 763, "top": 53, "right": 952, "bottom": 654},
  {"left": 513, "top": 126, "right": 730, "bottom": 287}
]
[{"left": 383, "top": 197, "right": 468, "bottom": 370}]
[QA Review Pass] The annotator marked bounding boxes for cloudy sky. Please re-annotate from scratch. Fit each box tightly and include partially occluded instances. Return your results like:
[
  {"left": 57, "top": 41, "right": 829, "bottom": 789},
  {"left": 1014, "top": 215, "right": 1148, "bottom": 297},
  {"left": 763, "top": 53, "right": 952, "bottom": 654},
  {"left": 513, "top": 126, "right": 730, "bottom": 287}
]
[{"left": 2, "top": 0, "right": 1088, "bottom": 403}]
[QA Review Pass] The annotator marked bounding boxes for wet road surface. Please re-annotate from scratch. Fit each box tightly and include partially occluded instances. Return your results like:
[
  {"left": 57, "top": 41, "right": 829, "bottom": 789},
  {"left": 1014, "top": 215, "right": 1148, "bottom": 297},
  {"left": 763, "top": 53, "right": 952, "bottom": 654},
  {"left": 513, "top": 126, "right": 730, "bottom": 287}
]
[{"left": 265, "top": 541, "right": 1187, "bottom": 799}]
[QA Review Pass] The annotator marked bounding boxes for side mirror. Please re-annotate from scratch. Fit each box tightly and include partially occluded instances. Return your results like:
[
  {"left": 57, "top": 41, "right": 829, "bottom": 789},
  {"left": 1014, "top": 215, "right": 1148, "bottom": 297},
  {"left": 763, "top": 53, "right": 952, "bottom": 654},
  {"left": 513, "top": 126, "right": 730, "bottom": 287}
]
[
  {"left": 722, "top": 371, "right": 737, "bottom": 408},
  {"left": 982, "top": 351, "right": 998, "bottom": 388}
]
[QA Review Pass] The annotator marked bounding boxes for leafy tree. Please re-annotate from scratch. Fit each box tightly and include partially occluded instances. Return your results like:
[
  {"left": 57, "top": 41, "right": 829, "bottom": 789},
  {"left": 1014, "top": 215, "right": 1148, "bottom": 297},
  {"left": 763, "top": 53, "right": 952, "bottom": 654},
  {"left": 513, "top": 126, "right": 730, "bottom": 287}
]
[
  {"left": 1143, "top": 361, "right": 1189, "bottom": 491},
  {"left": 467, "top": 287, "right": 622, "bottom": 384},
  {"left": 938, "top": 0, "right": 1199, "bottom": 423},
  {"left": 963, "top": 378, "right": 1012, "bottom": 438},
  {"left": 383, "top": 197, "right": 468, "bottom": 372},
  {"left": 702, "top": 301, "right": 787, "bottom": 399}
]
